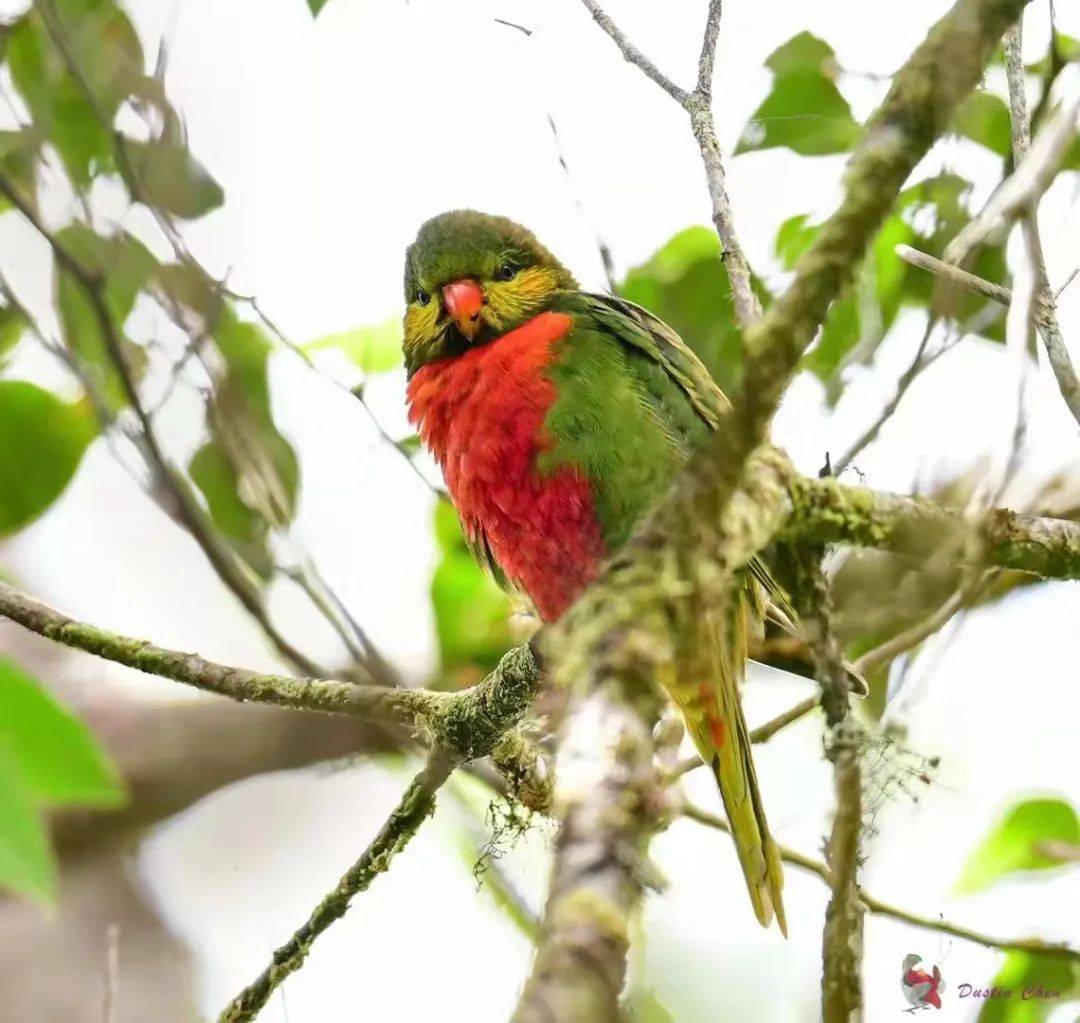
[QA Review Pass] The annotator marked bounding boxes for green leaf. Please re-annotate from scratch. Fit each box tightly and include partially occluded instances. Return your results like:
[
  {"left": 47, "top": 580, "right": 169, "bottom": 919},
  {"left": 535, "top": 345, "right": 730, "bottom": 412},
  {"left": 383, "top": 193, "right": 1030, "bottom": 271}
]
[
  {"left": 431, "top": 501, "right": 513, "bottom": 678},
  {"left": 189, "top": 442, "right": 263, "bottom": 544},
  {"left": 305, "top": 319, "right": 404, "bottom": 375},
  {"left": 618, "top": 226, "right": 768, "bottom": 394},
  {"left": 189, "top": 440, "right": 274, "bottom": 579},
  {"left": 736, "top": 32, "right": 861, "bottom": 156},
  {"left": 308, "top": 0, "right": 332, "bottom": 13},
  {"left": 7, "top": 1, "right": 143, "bottom": 186},
  {"left": 957, "top": 798, "right": 1080, "bottom": 894},
  {"left": 0, "top": 381, "right": 96, "bottom": 535},
  {"left": 0, "top": 658, "right": 123, "bottom": 807},
  {"left": 951, "top": 90, "right": 1012, "bottom": 158},
  {"left": 976, "top": 952, "right": 1077, "bottom": 1023},
  {"left": 208, "top": 308, "right": 301, "bottom": 526},
  {"left": 0, "top": 743, "right": 56, "bottom": 904},
  {"left": 55, "top": 225, "right": 157, "bottom": 411},
  {"left": 0, "top": 128, "right": 41, "bottom": 216},
  {"left": 0, "top": 305, "right": 26, "bottom": 365},
  {"left": 120, "top": 137, "right": 224, "bottom": 219}
]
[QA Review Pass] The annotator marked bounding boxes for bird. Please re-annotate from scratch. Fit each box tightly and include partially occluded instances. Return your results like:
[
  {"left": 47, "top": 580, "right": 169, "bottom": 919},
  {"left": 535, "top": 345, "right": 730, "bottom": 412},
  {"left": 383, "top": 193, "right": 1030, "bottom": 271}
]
[
  {"left": 403, "top": 209, "right": 786, "bottom": 933},
  {"left": 901, "top": 954, "right": 944, "bottom": 1011}
]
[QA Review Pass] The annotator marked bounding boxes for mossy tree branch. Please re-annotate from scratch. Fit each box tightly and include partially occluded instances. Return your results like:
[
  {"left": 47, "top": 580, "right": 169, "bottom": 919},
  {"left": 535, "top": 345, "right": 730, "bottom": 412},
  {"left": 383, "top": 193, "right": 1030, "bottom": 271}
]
[{"left": 217, "top": 751, "right": 457, "bottom": 1023}]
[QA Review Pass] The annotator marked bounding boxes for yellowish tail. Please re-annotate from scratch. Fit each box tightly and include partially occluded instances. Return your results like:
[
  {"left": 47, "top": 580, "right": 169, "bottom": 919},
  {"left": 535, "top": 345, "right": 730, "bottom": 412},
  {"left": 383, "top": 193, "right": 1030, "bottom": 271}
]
[{"left": 667, "top": 579, "right": 787, "bottom": 935}]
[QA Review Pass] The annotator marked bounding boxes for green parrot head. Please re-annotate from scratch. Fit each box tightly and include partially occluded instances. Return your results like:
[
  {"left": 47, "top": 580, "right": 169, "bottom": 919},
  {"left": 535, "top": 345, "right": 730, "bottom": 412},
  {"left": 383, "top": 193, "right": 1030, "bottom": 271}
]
[{"left": 402, "top": 210, "right": 578, "bottom": 374}]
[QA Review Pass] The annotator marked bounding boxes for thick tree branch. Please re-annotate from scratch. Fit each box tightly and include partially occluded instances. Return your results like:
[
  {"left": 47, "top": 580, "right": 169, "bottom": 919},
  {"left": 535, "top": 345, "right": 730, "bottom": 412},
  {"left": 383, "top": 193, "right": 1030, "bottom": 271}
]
[
  {"left": 681, "top": 803, "right": 1080, "bottom": 963},
  {"left": 786, "top": 477, "right": 1080, "bottom": 580},
  {"left": 217, "top": 751, "right": 456, "bottom": 1023},
  {"left": 512, "top": 686, "right": 664, "bottom": 1023},
  {"left": 0, "top": 580, "right": 543, "bottom": 761}
]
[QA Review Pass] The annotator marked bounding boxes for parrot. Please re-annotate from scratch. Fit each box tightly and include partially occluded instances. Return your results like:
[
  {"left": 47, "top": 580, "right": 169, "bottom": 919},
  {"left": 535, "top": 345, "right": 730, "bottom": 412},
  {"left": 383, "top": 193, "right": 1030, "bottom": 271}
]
[{"left": 403, "top": 209, "right": 787, "bottom": 933}]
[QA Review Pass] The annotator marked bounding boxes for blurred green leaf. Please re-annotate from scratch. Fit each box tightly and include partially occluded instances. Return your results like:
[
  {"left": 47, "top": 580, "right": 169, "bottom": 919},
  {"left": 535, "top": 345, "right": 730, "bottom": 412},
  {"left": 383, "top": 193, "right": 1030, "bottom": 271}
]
[
  {"left": 957, "top": 798, "right": 1080, "bottom": 893},
  {"left": 7, "top": 0, "right": 143, "bottom": 185},
  {"left": 0, "top": 381, "right": 96, "bottom": 535},
  {"left": 735, "top": 32, "right": 861, "bottom": 156},
  {"left": 308, "top": 0, "right": 332, "bottom": 13},
  {"left": 189, "top": 442, "right": 263, "bottom": 545},
  {"left": 120, "top": 137, "right": 223, "bottom": 219},
  {"left": 55, "top": 225, "right": 157, "bottom": 411},
  {"left": 305, "top": 319, "right": 404, "bottom": 375},
  {"left": 189, "top": 440, "right": 274, "bottom": 579},
  {"left": 976, "top": 952, "right": 1077, "bottom": 1023},
  {"left": 0, "top": 128, "right": 41, "bottom": 216},
  {"left": 619, "top": 226, "right": 767, "bottom": 394},
  {"left": 431, "top": 501, "right": 513, "bottom": 679},
  {"left": 0, "top": 744, "right": 56, "bottom": 905},
  {"left": 0, "top": 658, "right": 124, "bottom": 807},
  {"left": 0, "top": 306, "right": 26, "bottom": 365},
  {"left": 951, "top": 90, "right": 1012, "bottom": 158},
  {"left": 208, "top": 309, "right": 300, "bottom": 527}
]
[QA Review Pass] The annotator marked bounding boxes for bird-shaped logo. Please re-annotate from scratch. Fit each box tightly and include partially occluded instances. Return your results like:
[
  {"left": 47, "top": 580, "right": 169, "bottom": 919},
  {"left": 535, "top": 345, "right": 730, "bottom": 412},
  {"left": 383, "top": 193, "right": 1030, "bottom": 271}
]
[{"left": 901, "top": 953, "right": 945, "bottom": 1011}]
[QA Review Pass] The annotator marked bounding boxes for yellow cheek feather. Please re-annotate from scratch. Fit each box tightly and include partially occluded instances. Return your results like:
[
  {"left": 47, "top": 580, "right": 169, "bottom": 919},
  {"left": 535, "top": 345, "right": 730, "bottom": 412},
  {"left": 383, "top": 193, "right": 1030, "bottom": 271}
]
[
  {"left": 483, "top": 266, "right": 562, "bottom": 333},
  {"left": 403, "top": 300, "right": 443, "bottom": 364}
]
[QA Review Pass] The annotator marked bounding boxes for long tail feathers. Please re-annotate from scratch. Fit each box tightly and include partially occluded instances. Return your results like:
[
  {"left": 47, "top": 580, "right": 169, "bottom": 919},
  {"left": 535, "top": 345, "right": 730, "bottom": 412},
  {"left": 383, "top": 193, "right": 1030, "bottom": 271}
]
[{"left": 669, "top": 580, "right": 787, "bottom": 935}]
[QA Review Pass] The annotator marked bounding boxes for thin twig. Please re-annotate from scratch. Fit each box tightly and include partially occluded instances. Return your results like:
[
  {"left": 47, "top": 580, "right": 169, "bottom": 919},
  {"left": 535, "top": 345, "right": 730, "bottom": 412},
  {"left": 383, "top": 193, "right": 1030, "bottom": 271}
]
[
  {"left": 578, "top": 0, "right": 689, "bottom": 104},
  {"left": 835, "top": 315, "right": 939, "bottom": 474},
  {"left": 579, "top": 0, "right": 759, "bottom": 324},
  {"left": 945, "top": 94, "right": 1080, "bottom": 264},
  {"left": 1001, "top": 21, "right": 1080, "bottom": 429},
  {"left": 853, "top": 572, "right": 989, "bottom": 675},
  {"left": 895, "top": 244, "right": 1013, "bottom": 306},
  {"left": 681, "top": 803, "right": 1080, "bottom": 963},
  {"left": 217, "top": 752, "right": 457, "bottom": 1023}
]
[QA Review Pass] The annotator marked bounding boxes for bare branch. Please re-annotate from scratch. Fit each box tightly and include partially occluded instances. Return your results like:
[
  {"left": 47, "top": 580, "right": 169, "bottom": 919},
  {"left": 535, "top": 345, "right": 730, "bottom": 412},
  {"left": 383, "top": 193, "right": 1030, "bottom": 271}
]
[
  {"left": 578, "top": 0, "right": 689, "bottom": 105},
  {"left": 217, "top": 752, "right": 457, "bottom": 1023},
  {"left": 579, "top": 0, "right": 760, "bottom": 324},
  {"left": 895, "top": 244, "right": 1013, "bottom": 306},
  {"left": 681, "top": 803, "right": 1080, "bottom": 963},
  {"left": 945, "top": 95, "right": 1080, "bottom": 264},
  {"left": 1001, "top": 21, "right": 1080, "bottom": 429}
]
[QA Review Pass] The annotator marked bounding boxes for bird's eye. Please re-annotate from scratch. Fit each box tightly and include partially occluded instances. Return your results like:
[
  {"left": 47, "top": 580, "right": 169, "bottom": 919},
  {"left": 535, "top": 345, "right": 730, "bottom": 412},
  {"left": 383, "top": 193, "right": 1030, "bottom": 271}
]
[
  {"left": 416, "top": 288, "right": 431, "bottom": 306},
  {"left": 496, "top": 262, "right": 519, "bottom": 281}
]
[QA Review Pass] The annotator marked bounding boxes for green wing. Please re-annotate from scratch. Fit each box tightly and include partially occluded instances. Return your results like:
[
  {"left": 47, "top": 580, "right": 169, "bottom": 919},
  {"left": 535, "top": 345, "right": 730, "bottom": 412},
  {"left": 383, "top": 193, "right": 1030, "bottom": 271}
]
[{"left": 547, "top": 290, "right": 793, "bottom": 619}]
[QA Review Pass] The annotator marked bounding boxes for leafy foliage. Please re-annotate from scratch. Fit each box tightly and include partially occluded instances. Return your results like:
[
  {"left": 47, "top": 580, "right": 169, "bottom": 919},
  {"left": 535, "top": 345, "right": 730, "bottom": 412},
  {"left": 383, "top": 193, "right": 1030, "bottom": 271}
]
[
  {"left": 957, "top": 798, "right": 1079, "bottom": 893},
  {"left": 305, "top": 318, "right": 404, "bottom": 374},
  {"left": 121, "top": 137, "right": 223, "bottom": 219},
  {"left": 735, "top": 32, "right": 861, "bottom": 156},
  {"left": 976, "top": 951, "right": 1077, "bottom": 1023},
  {"left": 0, "top": 381, "right": 96, "bottom": 535},
  {"left": 430, "top": 501, "right": 514, "bottom": 682},
  {"left": 0, "top": 658, "right": 124, "bottom": 903},
  {"left": 54, "top": 224, "right": 156, "bottom": 410},
  {"left": 6, "top": 0, "right": 143, "bottom": 185}
]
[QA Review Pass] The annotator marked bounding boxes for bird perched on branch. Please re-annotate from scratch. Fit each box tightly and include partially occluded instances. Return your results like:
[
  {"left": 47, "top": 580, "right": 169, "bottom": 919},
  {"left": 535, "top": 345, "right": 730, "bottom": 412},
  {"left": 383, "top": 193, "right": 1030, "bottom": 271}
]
[{"left": 404, "top": 210, "right": 786, "bottom": 932}]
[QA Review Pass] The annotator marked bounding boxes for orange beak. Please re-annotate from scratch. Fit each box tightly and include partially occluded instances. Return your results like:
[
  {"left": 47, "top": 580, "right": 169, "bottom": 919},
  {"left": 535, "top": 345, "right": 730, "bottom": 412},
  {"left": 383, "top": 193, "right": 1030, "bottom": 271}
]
[{"left": 442, "top": 278, "right": 485, "bottom": 340}]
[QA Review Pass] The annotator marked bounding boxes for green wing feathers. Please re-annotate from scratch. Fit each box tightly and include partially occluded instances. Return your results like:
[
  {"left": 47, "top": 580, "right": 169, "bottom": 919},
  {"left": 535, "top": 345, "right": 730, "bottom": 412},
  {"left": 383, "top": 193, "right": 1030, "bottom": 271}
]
[{"left": 553, "top": 289, "right": 787, "bottom": 932}]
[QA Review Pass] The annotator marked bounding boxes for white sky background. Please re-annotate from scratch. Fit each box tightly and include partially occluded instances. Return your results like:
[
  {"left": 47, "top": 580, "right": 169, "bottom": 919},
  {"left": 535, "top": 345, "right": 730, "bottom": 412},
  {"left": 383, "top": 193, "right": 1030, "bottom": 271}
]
[{"left": 2, "top": 0, "right": 1080, "bottom": 1020}]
